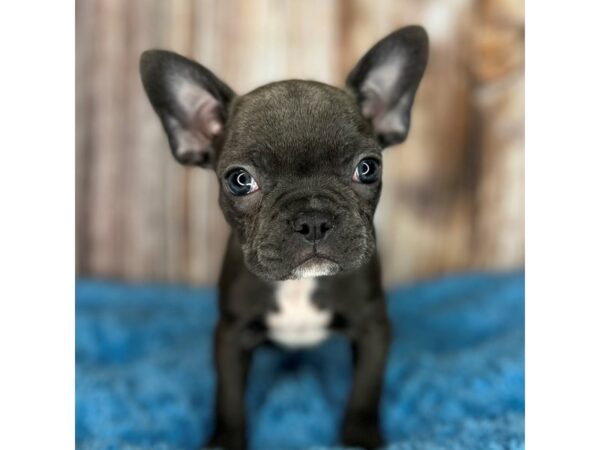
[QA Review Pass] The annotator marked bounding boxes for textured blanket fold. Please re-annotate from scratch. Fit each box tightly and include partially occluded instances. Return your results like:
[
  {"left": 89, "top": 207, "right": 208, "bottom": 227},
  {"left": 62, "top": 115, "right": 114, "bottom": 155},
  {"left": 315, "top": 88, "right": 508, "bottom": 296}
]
[{"left": 76, "top": 271, "right": 524, "bottom": 450}]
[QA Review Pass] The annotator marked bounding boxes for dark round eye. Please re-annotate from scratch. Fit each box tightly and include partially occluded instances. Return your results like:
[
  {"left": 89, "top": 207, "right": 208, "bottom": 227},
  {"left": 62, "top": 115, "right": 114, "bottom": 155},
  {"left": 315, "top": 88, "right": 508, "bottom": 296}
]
[
  {"left": 352, "top": 158, "right": 381, "bottom": 184},
  {"left": 225, "top": 168, "right": 259, "bottom": 196}
]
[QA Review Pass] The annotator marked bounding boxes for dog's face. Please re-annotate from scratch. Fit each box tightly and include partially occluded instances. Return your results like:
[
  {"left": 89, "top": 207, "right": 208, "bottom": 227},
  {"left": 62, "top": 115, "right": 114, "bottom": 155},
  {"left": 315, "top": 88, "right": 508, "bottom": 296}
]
[
  {"left": 140, "top": 26, "right": 428, "bottom": 281},
  {"left": 217, "top": 82, "right": 382, "bottom": 280}
]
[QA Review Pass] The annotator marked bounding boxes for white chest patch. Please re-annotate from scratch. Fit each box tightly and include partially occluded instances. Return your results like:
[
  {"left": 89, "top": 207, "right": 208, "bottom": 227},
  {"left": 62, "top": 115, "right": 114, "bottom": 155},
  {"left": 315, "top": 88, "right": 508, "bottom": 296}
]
[{"left": 265, "top": 278, "right": 332, "bottom": 348}]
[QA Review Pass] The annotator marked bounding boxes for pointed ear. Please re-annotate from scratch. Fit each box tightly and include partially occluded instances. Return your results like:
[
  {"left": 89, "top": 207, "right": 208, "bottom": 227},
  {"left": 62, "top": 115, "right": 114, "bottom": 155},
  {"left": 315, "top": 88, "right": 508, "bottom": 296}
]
[
  {"left": 139, "top": 50, "right": 235, "bottom": 168},
  {"left": 346, "top": 26, "right": 429, "bottom": 148}
]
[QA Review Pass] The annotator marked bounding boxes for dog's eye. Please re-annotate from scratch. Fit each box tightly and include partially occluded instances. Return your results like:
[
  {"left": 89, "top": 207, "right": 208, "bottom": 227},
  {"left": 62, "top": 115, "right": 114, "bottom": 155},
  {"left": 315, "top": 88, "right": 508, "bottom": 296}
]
[
  {"left": 225, "top": 168, "right": 259, "bottom": 196},
  {"left": 352, "top": 158, "right": 381, "bottom": 184}
]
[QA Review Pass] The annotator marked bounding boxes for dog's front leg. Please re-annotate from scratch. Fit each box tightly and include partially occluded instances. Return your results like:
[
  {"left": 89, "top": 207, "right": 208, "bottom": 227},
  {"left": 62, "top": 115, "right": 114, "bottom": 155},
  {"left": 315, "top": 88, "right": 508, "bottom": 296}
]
[
  {"left": 341, "top": 315, "right": 390, "bottom": 450},
  {"left": 206, "top": 320, "right": 253, "bottom": 450}
]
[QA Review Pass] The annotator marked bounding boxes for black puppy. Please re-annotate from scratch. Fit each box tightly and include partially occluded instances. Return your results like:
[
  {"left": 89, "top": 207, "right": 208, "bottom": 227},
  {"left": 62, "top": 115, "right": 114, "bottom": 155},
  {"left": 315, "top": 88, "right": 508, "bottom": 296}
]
[{"left": 140, "top": 26, "right": 428, "bottom": 450}]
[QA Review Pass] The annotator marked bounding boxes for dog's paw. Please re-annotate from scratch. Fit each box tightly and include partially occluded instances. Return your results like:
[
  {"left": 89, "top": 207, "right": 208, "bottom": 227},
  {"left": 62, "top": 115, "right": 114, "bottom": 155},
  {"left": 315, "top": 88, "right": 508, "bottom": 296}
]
[
  {"left": 341, "top": 418, "right": 384, "bottom": 450},
  {"left": 202, "top": 431, "right": 246, "bottom": 450}
]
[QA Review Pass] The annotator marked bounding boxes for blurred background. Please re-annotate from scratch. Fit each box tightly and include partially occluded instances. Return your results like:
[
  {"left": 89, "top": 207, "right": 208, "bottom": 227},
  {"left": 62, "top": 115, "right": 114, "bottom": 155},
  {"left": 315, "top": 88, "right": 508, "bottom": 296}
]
[{"left": 76, "top": 0, "right": 524, "bottom": 286}]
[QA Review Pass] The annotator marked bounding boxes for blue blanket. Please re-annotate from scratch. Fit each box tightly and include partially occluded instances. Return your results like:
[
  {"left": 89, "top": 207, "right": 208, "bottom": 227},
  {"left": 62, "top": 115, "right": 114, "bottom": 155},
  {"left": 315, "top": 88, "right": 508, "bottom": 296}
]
[{"left": 76, "top": 271, "right": 524, "bottom": 450}]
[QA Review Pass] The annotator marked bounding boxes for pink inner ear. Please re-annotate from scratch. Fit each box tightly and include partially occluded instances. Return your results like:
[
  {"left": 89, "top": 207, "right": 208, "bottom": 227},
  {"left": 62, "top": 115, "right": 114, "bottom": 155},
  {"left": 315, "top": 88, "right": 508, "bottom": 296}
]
[
  {"left": 360, "top": 87, "right": 390, "bottom": 132},
  {"left": 206, "top": 119, "right": 223, "bottom": 137},
  {"left": 174, "top": 77, "right": 224, "bottom": 135},
  {"left": 359, "top": 89, "right": 380, "bottom": 119},
  {"left": 169, "top": 77, "right": 225, "bottom": 165},
  {"left": 195, "top": 99, "right": 223, "bottom": 139},
  {"left": 360, "top": 52, "right": 414, "bottom": 133},
  {"left": 360, "top": 94, "right": 381, "bottom": 120},
  {"left": 358, "top": 54, "right": 412, "bottom": 137}
]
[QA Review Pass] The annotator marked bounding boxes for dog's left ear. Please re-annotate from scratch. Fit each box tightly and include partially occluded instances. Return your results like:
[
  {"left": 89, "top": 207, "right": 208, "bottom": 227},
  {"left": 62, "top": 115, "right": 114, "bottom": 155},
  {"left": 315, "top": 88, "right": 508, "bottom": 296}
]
[{"left": 346, "top": 26, "right": 429, "bottom": 148}]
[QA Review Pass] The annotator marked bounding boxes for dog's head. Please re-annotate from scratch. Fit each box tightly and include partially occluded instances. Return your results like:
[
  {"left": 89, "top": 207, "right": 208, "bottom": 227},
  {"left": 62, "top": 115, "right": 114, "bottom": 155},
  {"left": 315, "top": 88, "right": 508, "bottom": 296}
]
[{"left": 140, "top": 26, "right": 428, "bottom": 281}]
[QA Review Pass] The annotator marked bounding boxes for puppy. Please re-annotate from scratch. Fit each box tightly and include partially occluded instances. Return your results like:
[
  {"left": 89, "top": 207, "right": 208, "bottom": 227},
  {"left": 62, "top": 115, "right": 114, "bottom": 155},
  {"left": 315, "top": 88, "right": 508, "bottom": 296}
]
[{"left": 140, "top": 26, "right": 428, "bottom": 450}]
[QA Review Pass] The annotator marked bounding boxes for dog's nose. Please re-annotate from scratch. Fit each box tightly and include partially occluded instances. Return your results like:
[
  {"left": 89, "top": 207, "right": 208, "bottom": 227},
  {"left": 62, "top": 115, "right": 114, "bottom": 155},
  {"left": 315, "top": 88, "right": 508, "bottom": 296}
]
[{"left": 292, "top": 211, "right": 333, "bottom": 243}]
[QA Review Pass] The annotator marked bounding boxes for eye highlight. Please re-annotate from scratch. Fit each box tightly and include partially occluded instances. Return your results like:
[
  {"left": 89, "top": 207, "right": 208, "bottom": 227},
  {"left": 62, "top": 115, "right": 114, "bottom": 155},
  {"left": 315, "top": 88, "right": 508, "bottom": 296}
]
[
  {"left": 225, "top": 168, "right": 259, "bottom": 196},
  {"left": 352, "top": 158, "right": 381, "bottom": 184}
]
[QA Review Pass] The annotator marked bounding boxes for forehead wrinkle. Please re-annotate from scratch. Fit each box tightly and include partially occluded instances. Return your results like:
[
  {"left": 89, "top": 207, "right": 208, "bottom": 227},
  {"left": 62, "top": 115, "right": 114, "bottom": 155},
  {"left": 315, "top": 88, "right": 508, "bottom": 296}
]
[
  {"left": 248, "top": 148, "right": 279, "bottom": 170},
  {"left": 223, "top": 80, "right": 380, "bottom": 172},
  {"left": 232, "top": 135, "right": 376, "bottom": 177}
]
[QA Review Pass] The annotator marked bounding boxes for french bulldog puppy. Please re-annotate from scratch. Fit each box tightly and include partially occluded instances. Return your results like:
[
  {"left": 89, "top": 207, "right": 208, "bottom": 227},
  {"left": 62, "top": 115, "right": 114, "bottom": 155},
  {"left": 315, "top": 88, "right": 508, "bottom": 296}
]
[{"left": 140, "top": 26, "right": 428, "bottom": 450}]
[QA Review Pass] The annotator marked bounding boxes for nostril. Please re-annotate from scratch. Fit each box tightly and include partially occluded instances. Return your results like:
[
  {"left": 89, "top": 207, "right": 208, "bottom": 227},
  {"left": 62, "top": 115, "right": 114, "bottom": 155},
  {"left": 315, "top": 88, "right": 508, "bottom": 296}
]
[
  {"left": 299, "top": 223, "right": 310, "bottom": 235},
  {"left": 292, "top": 212, "right": 333, "bottom": 243}
]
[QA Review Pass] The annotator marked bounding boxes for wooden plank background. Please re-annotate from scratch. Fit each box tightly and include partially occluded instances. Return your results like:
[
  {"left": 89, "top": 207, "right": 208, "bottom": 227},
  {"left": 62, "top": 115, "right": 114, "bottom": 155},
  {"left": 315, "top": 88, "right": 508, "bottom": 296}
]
[{"left": 76, "top": 0, "right": 524, "bottom": 286}]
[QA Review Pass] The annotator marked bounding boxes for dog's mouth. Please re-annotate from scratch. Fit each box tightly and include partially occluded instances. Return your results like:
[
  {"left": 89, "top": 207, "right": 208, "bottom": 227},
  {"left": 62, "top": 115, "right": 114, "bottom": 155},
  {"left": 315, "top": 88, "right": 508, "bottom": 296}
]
[{"left": 290, "top": 254, "right": 341, "bottom": 279}]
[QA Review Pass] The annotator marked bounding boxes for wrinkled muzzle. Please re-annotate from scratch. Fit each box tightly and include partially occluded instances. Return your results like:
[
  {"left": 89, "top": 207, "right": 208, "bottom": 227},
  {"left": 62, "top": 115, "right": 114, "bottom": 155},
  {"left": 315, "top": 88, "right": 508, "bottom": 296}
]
[{"left": 242, "top": 184, "right": 376, "bottom": 280}]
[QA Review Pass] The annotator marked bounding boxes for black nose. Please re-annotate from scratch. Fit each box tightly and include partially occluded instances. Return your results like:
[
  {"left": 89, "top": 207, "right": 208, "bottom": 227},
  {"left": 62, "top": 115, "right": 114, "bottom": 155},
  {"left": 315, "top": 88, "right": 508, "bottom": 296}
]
[{"left": 292, "top": 211, "right": 333, "bottom": 243}]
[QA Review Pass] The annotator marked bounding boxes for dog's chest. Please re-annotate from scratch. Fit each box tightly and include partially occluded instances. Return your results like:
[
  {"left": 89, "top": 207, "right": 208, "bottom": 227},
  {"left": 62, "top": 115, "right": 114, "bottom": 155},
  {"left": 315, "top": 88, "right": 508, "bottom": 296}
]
[{"left": 265, "top": 278, "right": 332, "bottom": 348}]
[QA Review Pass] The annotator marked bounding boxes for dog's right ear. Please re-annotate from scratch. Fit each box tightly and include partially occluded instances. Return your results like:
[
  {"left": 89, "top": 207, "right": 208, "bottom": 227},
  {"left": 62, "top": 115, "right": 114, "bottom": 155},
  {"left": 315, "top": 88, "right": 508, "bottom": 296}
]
[{"left": 139, "top": 50, "right": 235, "bottom": 168}]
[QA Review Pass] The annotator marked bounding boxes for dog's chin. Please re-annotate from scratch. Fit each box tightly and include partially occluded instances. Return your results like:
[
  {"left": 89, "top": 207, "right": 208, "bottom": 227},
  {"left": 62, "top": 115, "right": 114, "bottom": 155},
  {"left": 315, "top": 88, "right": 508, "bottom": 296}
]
[
  {"left": 245, "top": 255, "right": 341, "bottom": 282},
  {"left": 290, "top": 257, "right": 341, "bottom": 279}
]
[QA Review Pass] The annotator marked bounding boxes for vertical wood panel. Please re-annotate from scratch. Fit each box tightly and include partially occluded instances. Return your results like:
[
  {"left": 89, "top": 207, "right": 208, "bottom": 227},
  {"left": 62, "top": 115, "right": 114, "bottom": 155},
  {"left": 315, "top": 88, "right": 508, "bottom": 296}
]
[
  {"left": 75, "top": 0, "right": 95, "bottom": 275},
  {"left": 122, "top": 0, "right": 165, "bottom": 280},
  {"left": 471, "top": 0, "right": 525, "bottom": 268},
  {"left": 87, "top": 0, "right": 128, "bottom": 277}
]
